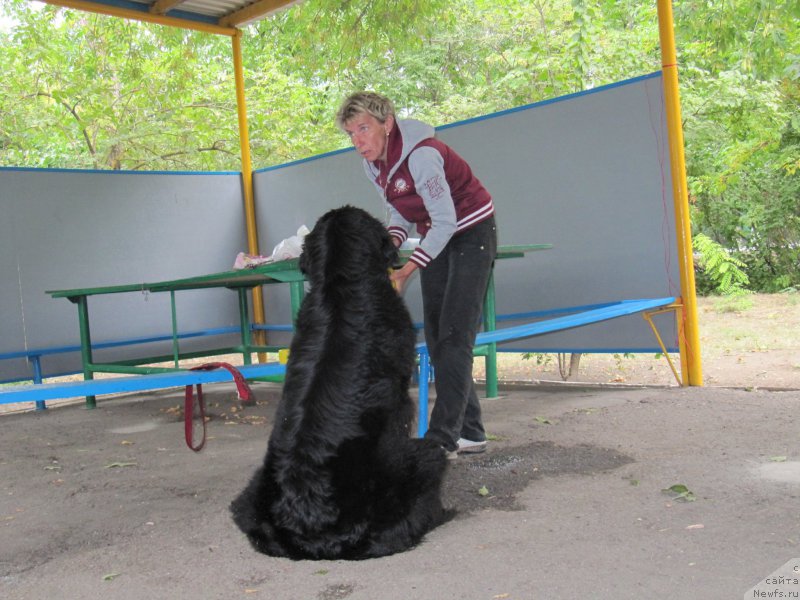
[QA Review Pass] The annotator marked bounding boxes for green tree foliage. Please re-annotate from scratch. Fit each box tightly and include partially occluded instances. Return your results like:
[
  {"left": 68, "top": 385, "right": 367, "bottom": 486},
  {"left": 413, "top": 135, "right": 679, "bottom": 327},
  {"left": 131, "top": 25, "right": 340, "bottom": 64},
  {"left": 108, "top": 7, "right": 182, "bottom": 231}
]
[
  {"left": 693, "top": 232, "right": 750, "bottom": 295},
  {"left": 676, "top": 0, "right": 800, "bottom": 292},
  {"left": 0, "top": 1, "right": 240, "bottom": 170},
  {"left": 0, "top": 0, "right": 797, "bottom": 291}
]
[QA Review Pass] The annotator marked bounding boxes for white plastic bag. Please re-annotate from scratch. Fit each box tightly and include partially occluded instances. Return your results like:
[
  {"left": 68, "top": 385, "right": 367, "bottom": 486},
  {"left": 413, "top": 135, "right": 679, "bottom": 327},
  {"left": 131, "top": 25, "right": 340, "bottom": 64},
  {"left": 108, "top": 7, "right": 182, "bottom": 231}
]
[{"left": 270, "top": 225, "right": 310, "bottom": 261}]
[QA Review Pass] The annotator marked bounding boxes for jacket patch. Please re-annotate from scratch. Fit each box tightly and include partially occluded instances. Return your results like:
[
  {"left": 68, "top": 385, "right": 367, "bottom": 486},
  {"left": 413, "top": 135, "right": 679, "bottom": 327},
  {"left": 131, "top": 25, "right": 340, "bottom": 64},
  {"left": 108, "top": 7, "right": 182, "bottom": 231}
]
[
  {"left": 423, "top": 175, "right": 447, "bottom": 201},
  {"left": 393, "top": 177, "right": 410, "bottom": 194}
]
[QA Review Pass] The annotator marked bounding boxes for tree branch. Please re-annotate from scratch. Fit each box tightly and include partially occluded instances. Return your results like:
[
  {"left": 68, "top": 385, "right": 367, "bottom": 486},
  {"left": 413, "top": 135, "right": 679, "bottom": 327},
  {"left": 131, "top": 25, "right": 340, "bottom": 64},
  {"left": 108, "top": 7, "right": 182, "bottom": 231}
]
[{"left": 31, "top": 91, "right": 96, "bottom": 157}]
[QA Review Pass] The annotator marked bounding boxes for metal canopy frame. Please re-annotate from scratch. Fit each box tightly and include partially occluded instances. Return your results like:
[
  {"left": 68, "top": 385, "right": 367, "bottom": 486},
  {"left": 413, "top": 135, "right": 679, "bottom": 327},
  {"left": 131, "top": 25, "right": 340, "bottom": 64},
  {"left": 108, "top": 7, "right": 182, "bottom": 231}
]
[
  {"left": 40, "top": 0, "right": 301, "bottom": 32},
  {"left": 28, "top": 0, "right": 703, "bottom": 385}
]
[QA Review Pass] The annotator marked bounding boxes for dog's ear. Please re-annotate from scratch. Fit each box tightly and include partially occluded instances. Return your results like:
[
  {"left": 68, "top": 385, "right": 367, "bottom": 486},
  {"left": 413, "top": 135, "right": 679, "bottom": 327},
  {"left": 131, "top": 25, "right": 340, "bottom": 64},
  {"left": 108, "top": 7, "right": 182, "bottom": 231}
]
[{"left": 297, "top": 215, "right": 328, "bottom": 281}]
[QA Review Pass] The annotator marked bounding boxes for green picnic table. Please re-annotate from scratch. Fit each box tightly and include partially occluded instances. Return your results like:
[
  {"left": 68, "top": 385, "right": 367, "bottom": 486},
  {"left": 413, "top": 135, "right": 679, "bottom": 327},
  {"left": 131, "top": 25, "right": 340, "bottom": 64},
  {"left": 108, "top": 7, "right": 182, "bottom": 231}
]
[{"left": 47, "top": 244, "right": 551, "bottom": 407}]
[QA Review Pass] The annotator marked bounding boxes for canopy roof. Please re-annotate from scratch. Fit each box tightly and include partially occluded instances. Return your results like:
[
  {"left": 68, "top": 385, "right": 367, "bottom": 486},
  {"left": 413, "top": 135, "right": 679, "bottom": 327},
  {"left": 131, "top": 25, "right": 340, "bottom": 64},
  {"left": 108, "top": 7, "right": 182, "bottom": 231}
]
[{"left": 40, "top": 0, "right": 300, "bottom": 34}]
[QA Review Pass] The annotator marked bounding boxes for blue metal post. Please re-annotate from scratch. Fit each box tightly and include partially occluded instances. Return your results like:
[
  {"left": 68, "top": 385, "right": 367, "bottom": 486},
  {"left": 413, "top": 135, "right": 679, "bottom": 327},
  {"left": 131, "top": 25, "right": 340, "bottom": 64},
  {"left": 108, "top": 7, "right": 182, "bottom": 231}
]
[
  {"left": 417, "top": 348, "right": 431, "bottom": 437},
  {"left": 30, "top": 355, "right": 47, "bottom": 411}
]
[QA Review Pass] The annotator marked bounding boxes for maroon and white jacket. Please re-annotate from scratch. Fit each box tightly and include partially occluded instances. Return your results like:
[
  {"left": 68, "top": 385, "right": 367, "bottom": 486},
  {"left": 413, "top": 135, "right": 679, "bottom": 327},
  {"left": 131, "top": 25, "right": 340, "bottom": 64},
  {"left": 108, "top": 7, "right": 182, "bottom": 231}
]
[{"left": 363, "top": 119, "right": 494, "bottom": 268}]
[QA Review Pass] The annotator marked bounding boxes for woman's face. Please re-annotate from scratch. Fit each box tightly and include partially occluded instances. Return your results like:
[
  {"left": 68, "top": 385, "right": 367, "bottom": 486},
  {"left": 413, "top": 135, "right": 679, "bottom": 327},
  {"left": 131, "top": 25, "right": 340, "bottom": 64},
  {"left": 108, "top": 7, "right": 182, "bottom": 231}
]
[{"left": 343, "top": 112, "right": 394, "bottom": 163}]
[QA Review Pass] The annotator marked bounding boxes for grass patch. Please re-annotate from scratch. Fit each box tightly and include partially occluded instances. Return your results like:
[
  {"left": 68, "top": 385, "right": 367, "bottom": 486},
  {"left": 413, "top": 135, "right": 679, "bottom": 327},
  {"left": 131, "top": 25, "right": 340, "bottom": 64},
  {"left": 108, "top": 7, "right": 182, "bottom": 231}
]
[{"left": 712, "top": 294, "right": 755, "bottom": 313}]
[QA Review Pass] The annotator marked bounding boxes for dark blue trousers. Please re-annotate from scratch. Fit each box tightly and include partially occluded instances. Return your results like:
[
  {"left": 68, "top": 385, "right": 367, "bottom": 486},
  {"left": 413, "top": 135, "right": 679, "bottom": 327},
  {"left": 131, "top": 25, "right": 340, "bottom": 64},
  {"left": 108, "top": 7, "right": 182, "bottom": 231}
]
[{"left": 421, "top": 216, "right": 497, "bottom": 451}]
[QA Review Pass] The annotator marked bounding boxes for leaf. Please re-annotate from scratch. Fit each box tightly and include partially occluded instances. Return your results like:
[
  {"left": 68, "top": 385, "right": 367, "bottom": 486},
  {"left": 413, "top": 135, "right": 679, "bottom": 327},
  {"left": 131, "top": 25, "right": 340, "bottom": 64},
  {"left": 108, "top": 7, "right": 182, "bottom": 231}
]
[
  {"left": 769, "top": 456, "right": 788, "bottom": 462},
  {"left": 535, "top": 416, "right": 554, "bottom": 425},
  {"left": 478, "top": 485, "right": 490, "bottom": 497},
  {"left": 662, "top": 483, "right": 697, "bottom": 502},
  {"left": 104, "top": 462, "right": 138, "bottom": 469},
  {"left": 102, "top": 573, "right": 121, "bottom": 581},
  {"left": 663, "top": 483, "right": 689, "bottom": 494}
]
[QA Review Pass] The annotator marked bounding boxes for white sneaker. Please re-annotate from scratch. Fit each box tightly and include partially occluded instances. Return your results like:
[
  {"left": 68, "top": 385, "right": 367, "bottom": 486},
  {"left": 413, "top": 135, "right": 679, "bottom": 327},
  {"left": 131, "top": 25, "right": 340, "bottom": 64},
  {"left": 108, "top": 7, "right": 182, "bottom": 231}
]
[{"left": 457, "top": 438, "right": 487, "bottom": 454}]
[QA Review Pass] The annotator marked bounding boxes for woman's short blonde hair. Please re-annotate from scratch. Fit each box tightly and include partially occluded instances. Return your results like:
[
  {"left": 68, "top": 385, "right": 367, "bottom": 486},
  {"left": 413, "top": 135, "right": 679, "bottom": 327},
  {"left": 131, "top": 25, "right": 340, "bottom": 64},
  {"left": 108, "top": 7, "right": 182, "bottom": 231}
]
[{"left": 335, "top": 92, "right": 395, "bottom": 130}]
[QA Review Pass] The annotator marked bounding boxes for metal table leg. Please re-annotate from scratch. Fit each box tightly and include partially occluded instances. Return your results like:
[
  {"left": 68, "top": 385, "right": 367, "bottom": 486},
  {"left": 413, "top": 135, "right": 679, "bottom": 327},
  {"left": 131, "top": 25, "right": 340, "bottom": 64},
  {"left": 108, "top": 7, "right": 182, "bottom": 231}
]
[
  {"left": 75, "top": 296, "right": 97, "bottom": 409},
  {"left": 483, "top": 270, "right": 498, "bottom": 399},
  {"left": 238, "top": 288, "right": 252, "bottom": 365}
]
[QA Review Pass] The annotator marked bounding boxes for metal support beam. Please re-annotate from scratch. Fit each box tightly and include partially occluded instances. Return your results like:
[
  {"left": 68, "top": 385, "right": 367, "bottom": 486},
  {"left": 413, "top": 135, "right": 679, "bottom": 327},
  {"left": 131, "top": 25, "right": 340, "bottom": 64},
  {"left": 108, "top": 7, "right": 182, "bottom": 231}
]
[
  {"left": 657, "top": 0, "right": 703, "bottom": 386},
  {"left": 232, "top": 31, "right": 268, "bottom": 350}
]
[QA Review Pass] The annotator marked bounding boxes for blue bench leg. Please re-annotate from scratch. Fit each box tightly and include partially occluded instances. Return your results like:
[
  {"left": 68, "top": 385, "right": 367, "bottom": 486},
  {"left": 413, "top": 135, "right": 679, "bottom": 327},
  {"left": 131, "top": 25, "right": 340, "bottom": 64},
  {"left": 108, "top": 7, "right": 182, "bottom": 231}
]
[
  {"left": 30, "top": 356, "right": 47, "bottom": 411},
  {"left": 417, "top": 349, "right": 431, "bottom": 438}
]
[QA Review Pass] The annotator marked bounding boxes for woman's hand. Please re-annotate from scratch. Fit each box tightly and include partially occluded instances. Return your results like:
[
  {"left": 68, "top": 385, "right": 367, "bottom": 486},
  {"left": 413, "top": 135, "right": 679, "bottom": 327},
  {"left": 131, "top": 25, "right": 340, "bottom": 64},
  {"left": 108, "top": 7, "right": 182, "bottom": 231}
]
[{"left": 390, "top": 261, "right": 417, "bottom": 294}]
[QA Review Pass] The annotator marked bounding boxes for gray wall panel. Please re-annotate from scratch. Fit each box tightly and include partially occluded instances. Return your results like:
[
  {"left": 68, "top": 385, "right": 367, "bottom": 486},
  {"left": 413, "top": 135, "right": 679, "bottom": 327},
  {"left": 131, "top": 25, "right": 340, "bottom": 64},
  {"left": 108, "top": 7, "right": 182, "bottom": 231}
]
[
  {"left": 0, "top": 170, "right": 247, "bottom": 381},
  {"left": 0, "top": 206, "right": 26, "bottom": 362},
  {"left": 254, "top": 73, "right": 680, "bottom": 352}
]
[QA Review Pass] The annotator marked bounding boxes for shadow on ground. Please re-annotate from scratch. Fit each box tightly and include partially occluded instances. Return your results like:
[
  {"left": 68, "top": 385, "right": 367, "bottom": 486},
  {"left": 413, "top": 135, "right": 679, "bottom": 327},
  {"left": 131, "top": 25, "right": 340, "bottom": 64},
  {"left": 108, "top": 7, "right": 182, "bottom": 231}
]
[{"left": 447, "top": 442, "right": 633, "bottom": 515}]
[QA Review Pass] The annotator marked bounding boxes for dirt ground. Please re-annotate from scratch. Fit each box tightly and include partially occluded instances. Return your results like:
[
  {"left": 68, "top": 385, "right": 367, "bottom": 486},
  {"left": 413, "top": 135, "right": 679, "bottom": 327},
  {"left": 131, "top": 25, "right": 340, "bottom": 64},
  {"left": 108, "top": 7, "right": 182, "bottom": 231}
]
[
  {"left": 1, "top": 293, "right": 799, "bottom": 600},
  {"left": 477, "top": 293, "right": 800, "bottom": 390}
]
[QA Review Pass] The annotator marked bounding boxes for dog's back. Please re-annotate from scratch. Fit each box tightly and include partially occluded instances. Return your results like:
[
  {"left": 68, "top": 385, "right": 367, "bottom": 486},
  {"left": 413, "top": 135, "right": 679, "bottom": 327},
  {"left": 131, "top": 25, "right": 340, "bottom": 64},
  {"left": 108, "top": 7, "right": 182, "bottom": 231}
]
[{"left": 231, "top": 206, "right": 452, "bottom": 560}]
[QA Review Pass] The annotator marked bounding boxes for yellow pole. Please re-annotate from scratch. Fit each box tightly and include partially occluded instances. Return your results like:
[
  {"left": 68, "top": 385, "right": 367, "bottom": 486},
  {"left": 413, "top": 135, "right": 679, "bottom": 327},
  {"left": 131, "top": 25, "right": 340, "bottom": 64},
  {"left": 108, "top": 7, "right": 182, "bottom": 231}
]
[
  {"left": 657, "top": 0, "right": 703, "bottom": 386},
  {"left": 232, "top": 31, "right": 267, "bottom": 353}
]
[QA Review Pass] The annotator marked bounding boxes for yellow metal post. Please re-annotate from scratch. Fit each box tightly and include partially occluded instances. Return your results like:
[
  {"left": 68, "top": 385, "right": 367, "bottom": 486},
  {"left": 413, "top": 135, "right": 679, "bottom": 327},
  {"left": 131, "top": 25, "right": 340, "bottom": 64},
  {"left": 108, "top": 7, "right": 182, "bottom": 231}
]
[
  {"left": 232, "top": 31, "right": 267, "bottom": 354},
  {"left": 657, "top": 0, "right": 703, "bottom": 385}
]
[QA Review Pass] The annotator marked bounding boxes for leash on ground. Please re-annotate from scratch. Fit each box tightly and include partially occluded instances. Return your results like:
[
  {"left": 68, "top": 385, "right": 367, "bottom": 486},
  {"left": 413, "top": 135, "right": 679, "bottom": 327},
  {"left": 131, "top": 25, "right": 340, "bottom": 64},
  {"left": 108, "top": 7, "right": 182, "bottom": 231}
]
[{"left": 184, "top": 362, "right": 256, "bottom": 452}]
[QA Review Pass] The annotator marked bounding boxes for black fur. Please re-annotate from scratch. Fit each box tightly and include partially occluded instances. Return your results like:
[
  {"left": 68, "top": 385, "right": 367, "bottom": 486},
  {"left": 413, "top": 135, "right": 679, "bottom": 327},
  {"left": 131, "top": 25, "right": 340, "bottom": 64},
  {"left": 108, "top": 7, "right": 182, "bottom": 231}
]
[{"left": 230, "top": 206, "right": 452, "bottom": 560}]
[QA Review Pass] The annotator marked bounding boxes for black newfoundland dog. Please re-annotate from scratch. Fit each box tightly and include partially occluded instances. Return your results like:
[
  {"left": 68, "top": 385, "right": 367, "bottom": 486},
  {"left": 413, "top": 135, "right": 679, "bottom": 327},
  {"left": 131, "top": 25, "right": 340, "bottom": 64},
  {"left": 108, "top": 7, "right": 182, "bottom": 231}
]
[{"left": 230, "top": 206, "right": 452, "bottom": 560}]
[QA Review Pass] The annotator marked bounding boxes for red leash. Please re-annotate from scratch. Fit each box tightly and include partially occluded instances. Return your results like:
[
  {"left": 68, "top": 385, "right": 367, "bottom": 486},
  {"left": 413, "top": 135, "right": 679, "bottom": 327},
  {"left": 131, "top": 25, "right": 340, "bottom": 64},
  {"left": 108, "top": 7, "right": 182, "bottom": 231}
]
[{"left": 184, "top": 362, "right": 255, "bottom": 452}]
